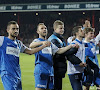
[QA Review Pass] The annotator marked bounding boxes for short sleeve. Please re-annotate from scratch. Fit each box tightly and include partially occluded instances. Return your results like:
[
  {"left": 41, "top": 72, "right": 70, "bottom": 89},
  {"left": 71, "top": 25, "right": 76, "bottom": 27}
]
[
  {"left": 19, "top": 41, "right": 29, "bottom": 53},
  {"left": 33, "top": 39, "right": 40, "bottom": 42},
  {"left": 51, "top": 43, "right": 59, "bottom": 55},
  {"left": 0, "top": 36, "right": 4, "bottom": 47},
  {"left": 67, "top": 37, "right": 73, "bottom": 45}
]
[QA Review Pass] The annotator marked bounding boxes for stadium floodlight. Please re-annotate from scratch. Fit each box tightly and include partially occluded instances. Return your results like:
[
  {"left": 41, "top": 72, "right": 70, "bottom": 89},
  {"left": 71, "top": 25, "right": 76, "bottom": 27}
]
[
  {"left": 14, "top": 13, "right": 16, "bottom": 16},
  {"left": 58, "top": 13, "right": 61, "bottom": 15},
  {"left": 83, "top": 12, "right": 85, "bottom": 15},
  {"left": 36, "top": 13, "right": 38, "bottom": 16}
]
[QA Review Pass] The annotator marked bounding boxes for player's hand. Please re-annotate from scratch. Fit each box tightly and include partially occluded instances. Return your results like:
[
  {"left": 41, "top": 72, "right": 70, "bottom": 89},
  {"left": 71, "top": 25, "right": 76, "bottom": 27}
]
[
  {"left": 43, "top": 41, "right": 51, "bottom": 47},
  {"left": 72, "top": 36, "right": 76, "bottom": 41},
  {"left": 71, "top": 44, "right": 79, "bottom": 48},
  {"left": 85, "top": 20, "right": 91, "bottom": 27},
  {"left": 86, "top": 56, "right": 89, "bottom": 61},
  {"left": 79, "top": 62, "right": 87, "bottom": 67}
]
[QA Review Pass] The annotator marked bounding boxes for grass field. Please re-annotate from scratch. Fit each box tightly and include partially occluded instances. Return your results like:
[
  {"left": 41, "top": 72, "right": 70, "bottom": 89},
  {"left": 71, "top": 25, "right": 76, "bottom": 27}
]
[{"left": 0, "top": 53, "right": 100, "bottom": 90}]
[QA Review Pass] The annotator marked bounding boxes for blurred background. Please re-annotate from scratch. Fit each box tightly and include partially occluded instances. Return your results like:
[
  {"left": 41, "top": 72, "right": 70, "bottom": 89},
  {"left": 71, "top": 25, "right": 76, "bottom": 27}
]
[
  {"left": 1, "top": 1, "right": 100, "bottom": 90},
  {"left": 0, "top": 0, "right": 100, "bottom": 46}
]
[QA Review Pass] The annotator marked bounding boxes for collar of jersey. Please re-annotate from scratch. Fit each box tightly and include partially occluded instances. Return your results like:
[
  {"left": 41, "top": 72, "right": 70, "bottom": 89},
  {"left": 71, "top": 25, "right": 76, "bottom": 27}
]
[
  {"left": 75, "top": 38, "right": 82, "bottom": 44},
  {"left": 6, "top": 37, "right": 16, "bottom": 42},
  {"left": 38, "top": 38, "right": 46, "bottom": 41}
]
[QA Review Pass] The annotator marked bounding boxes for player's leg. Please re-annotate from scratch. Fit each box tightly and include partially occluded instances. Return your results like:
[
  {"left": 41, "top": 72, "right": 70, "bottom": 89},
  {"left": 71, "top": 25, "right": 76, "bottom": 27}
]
[
  {"left": 1, "top": 74, "right": 22, "bottom": 90},
  {"left": 83, "top": 75, "right": 91, "bottom": 90},
  {"left": 51, "top": 69, "right": 63, "bottom": 90},
  {"left": 95, "top": 71, "right": 100, "bottom": 90},
  {"left": 35, "top": 88, "right": 45, "bottom": 90},
  {"left": 36, "top": 88, "right": 49, "bottom": 90},
  {"left": 16, "top": 79, "right": 22, "bottom": 90},
  {"left": 83, "top": 86, "right": 90, "bottom": 90},
  {"left": 34, "top": 64, "right": 50, "bottom": 90},
  {"left": 53, "top": 76, "right": 62, "bottom": 90},
  {"left": 97, "top": 86, "right": 100, "bottom": 90},
  {"left": 68, "top": 73, "right": 83, "bottom": 90},
  {"left": 48, "top": 76, "right": 54, "bottom": 90},
  {"left": 35, "top": 76, "right": 53, "bottom": 90},
  {"left": 1, "top": 75, "right": 12, "bottom": 90},
  {"left": 34, "top": 72, "right": 47, "bottom": 89}
]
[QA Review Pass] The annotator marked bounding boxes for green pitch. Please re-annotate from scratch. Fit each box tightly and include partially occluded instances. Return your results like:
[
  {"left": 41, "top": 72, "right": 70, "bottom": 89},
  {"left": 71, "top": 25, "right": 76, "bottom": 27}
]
[{"left": 0, "top": 53, "right": 100, "bottom": 90}]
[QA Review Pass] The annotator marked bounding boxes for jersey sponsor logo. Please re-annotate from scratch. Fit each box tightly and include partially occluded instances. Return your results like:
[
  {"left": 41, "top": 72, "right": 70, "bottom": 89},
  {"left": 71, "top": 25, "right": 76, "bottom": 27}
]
[
  {"left": 42, "top": 47, "right": 52, "bottom": 54},
  {"left": 6, "top": 46, "right": 20, "bottom": 57},
  {"left": 37, "top": 84, "right": 46, "bottom": 88}
]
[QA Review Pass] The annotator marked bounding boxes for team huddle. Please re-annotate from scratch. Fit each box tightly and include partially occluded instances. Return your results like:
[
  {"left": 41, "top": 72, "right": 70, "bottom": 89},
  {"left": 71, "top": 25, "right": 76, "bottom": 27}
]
[{"left": 0, "top": 20, "right": 100, "bottom": 90}]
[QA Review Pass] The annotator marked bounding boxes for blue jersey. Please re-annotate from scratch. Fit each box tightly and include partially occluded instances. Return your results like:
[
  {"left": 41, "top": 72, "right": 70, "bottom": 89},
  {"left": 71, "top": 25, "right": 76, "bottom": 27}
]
[
  {"left": 33, "top": 38, "right": 59, "bottom": 76},
  {"left": 84, "top": 41, "right": 99, "bottom": 67},
  {"left": 0, "top": 36, "right": 27, "bottom": 79}
]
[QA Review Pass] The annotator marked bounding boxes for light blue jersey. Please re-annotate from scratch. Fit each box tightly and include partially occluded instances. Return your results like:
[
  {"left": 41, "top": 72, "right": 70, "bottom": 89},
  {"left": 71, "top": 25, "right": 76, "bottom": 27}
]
[
  {"left": 84, "top": 41, "right": 99, "bottom": 67},
  {"left": 84, "top": 40, "right": 100, "bottom": 86}
]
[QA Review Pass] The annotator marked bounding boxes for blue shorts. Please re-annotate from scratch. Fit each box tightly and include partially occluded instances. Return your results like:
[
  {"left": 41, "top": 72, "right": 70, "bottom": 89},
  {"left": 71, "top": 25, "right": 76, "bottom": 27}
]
[
  {"left": 34, "top": 64, "right": 54, "bottom": 89},
  {"left": 1, "top": 74, "right": 22, "bottom": 90},
  {"left": 68, "top": 73, "right": 83, "bottom": 90},
  {"left": 95, "top": 70, "right": 100, "bottom": 86}
]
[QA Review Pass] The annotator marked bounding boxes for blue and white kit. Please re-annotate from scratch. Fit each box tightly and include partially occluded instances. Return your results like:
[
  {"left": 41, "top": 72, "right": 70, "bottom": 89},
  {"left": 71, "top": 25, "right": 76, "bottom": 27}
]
[
  {"left": 67, "top": 38, "right": 85, "bottom": 75},
  {"left": 84, "top": 39, "right": 100, "bottom": 86},
  {"left": 33, "top": 38, "right": 59, "bottom": 89},
  {"left": 0, "top": 36, "right": 27, "bottom": 90}
]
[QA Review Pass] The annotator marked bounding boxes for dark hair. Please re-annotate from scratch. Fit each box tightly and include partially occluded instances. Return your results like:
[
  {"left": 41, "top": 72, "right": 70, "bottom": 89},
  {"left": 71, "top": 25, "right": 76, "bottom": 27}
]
[
  {"left": 7, "top": 21, "right": 18, "bottom": 29},
  {"left": 72, "top": 26, "right": 82, "bottom": 36},
  {"left": 84, "top": 27, "right": 94, "bottom": 34}
]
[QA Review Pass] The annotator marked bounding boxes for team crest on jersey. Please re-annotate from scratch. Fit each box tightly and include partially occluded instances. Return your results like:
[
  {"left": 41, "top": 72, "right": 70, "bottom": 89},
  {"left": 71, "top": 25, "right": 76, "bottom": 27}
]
[{"left": 6, "top": 46, "right": 20, "bottom": 57}]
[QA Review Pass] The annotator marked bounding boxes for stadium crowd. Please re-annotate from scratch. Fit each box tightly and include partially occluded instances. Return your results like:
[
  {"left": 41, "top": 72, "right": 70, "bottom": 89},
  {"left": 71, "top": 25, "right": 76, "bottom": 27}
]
[{"left": 0, "top": 11, "right": 100, "bottom": 46}]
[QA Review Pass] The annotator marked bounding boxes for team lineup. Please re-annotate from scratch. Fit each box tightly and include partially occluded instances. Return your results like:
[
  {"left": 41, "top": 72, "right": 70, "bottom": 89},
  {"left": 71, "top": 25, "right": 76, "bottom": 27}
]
[{"left": 0, "top": 20, "right": 100, "bottom": 90}]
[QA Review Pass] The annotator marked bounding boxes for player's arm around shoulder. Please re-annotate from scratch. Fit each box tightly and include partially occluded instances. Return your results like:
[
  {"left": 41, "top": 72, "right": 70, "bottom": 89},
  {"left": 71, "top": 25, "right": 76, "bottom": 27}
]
[
  {"left": 29, "top": 39, "right": 51, "bottom": 49},
  {"left": 29, "top": 39, "right": 44, "bottom": 48},
  {"left": 56, "top": 43, "right": 79, "bottom": 54},
  {"left": 24, "top": 40, "right": 51, "bottom": 55}
]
